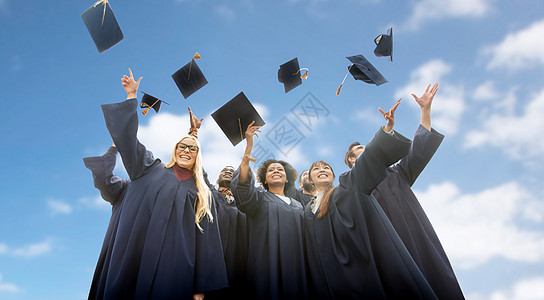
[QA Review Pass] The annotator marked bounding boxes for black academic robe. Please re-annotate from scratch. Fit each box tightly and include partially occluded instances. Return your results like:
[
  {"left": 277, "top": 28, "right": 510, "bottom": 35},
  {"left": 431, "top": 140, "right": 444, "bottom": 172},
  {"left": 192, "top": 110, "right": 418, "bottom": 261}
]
[
  {"left": 84, "top": 146, "right": 129, "bottom": 300},
  {"left": 89, "top": 98, "right": 228, "bottom": 300},
  {"left": 206, "top": 188, "right": 250, "bottom": 299},
  {"left": 288, "top": 188, "right": 314, "bottom": 207},
  {"left": 231, "top": 169, "right": 308, "bottom": 300},
  {"left": 304, "top": 128, "right": 438, "bottom": 300},
  {"left": 372, "top": 125, "right": 464, "bottom": 299}
]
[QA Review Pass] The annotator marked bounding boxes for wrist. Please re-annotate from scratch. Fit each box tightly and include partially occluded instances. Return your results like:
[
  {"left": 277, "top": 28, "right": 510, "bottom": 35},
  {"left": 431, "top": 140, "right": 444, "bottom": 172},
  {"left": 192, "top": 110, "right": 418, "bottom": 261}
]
[{"left": 127, "top": 92, "right": 137, "bottom": 99}]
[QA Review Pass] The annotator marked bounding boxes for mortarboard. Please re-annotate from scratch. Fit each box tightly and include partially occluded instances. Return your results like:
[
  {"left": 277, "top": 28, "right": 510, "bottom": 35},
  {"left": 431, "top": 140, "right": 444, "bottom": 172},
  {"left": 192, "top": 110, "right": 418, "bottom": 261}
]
[
  {"left": 374, "top": 27, "right": 393, "bottom": 61},
  {"left": 81, "top": 0, "right": 124, "bottom": 54},
  {"left": 140, "top": 92, "right": 169, "bottom": 115},
  {"left": 278, "top": 57, "right": 309, "bottom": 93},
  {"left": 211, "top": 92, "right": 266, "bottom": 147},
  {"left": 336, "top": 54, "right": 388, "bottom": 95},
  {"left": 172, "top": 53, "right": 208, "bottom": 99}
]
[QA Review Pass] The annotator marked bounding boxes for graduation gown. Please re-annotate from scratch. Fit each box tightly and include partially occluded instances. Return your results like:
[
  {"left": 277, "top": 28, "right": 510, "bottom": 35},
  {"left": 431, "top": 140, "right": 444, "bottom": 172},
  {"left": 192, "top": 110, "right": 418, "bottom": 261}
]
[
  {"left": 231, "top": 169, "right": 308, "bottom": 300},
  {"left": 304, "top": 128, "right": 438, "bottom": 300},
  {"left": 207, "top": 188, "right": 250, "bottom": 299},
  {"left": 89, "top": 98, "right": 228, "bottom": 299},
  {"left": 288, "top": 188, "right": 314, "bottom": 207},
  {"left": 372, "top": 125, "right": 464, "bottom": 299}
]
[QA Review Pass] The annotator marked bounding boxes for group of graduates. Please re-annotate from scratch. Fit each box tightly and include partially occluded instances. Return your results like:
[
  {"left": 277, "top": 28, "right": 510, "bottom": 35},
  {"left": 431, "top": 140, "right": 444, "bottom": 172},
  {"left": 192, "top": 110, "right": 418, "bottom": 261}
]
[{"left": 83, "top": 69, "right": 465, "bottom": 299}]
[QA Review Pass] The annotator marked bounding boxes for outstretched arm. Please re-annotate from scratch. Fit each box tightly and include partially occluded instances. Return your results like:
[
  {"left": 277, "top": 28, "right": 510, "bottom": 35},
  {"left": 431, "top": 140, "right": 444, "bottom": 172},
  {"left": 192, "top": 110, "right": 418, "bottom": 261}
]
[
  {"left": 238, "top": 121, "right": 261, "bottom": 183},
  {"left": 411, "top": 83, "right": 438, "bottom": 131}
]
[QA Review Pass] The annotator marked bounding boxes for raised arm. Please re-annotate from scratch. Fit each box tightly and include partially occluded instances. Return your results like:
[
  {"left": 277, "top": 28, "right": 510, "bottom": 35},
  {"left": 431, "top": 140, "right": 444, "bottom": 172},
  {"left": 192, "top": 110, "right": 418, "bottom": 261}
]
[
  {"left": 238, "top": 121, "right": 261, "bottom": 183},
  {"left": 394, "top": 83, "right": 444, "bottom": 186},
  {"left": 343, "top": 100, "right": 411, "bottom": 193},
  {"left": 411, "top": 83, "right": 438, "bottom": 131},
  {"left": 83, "top": 145, "right": 129, "bottom": 205},
  {"left": 101, "top": 68, "right": 157, "bottom": 180}
]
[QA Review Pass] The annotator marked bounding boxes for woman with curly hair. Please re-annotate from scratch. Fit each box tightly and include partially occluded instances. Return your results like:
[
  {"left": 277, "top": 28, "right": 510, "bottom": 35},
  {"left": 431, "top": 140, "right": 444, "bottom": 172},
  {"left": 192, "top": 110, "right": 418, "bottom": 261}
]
[
  {"left": 231, "top": 121, "right": 308, "bottom": 300},
  {"left": 89, "top": 68, "right": 228, "bottom": 300}
]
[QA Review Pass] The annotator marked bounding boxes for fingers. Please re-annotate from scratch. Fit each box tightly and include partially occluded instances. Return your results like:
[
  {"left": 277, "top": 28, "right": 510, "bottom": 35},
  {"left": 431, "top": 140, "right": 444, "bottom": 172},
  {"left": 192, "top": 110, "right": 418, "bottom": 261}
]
[
  {"left": 378, "top": 107, "right": 385, "bottom": 115},
  {"left": 247, "top": 120, "right": 255, "bottom": 129},
  {"left": 430, "top": 83, "right": 439, "bottom": 95},
  {"left": 425, "top": 83, "right": 431, "bottom": 93},
  {"left": 128, "top": 68, "right": 133, "bottom": 78},
  {"left": 411, "top": 93, "right": 418, "bottom": 100},
  {"left": 136, "top": 77, "right": 143, "bottom": 84}
]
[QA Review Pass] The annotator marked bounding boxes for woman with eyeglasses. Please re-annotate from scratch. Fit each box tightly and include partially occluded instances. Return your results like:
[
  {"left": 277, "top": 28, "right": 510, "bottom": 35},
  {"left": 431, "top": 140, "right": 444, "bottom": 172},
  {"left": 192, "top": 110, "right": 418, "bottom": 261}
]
[
  {"left": 88, "top": 69, "right": 228, "bottom": 300},
  {"left": 303, "top": 100, "right": 438, "bottom": 299}
]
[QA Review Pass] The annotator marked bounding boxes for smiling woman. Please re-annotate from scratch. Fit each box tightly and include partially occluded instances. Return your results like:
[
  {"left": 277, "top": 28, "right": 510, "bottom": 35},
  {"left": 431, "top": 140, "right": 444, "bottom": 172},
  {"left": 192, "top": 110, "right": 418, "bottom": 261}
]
[{"left": 87, "top": 68, "right": 228, "bottom": 300}]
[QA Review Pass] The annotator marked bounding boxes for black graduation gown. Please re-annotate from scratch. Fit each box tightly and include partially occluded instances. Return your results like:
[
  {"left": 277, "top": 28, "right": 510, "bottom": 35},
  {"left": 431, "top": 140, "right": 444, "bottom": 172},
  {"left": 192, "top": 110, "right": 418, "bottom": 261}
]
[
  {"left": 90, "top": 98, "right": 228, "bottom": 299},
  {"left": 231, "top": 168, "right": 308, "bottom": 300},
  {"left": 304, "top": 129, "right": 438, "bottom": 300},
  {"left": 207, "top": 188, "right": 250, "bottom": 299},
  {"left": 372, "top": 125, "right": 464, "bottom": 299},
  {"left": 84, "top": 146, "right": 130, "bottom": 300},
  {"left": 288, "top": 188, "right": 314, "bottom": 207}
]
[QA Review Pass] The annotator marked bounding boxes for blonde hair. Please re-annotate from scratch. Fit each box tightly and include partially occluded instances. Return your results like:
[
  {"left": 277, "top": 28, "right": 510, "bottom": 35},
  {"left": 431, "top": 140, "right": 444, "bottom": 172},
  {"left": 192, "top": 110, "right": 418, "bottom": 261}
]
[{"left": 165, "top": 135, "right": 213, "bottom": 231}]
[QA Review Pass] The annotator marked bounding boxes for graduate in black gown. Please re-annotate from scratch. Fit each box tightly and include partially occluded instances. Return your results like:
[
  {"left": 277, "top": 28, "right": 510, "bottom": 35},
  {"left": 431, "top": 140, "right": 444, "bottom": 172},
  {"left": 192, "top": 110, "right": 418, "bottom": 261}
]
[
  {"left": 231, "top": 122, "right": 308, "bottom": 300},
  {"left": 344, "top": 83, "right": 464, "bottom": 299},
  {"left": 304, "top": 100, "right": 438, "bottom": 299},
  {"left": 88, "top": 68, "right": 228, "bottom": 300},
  {"left": 287, "top": 170, "right": 315, "bottom": 207},
  {"left": 206, "top": 166, "right": 250, "bottom": 299}
]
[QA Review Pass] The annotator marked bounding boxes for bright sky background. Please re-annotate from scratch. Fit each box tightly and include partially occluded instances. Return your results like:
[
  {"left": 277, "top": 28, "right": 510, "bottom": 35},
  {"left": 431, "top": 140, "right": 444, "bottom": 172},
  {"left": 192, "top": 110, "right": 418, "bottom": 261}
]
[{"left": 1, "top": 0, "right": 544, "bottom": 299}]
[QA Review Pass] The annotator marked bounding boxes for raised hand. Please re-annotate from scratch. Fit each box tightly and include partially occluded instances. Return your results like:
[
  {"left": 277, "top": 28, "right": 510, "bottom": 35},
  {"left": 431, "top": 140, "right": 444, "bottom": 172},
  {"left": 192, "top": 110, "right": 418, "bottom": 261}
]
[
  {"left": 378, "top": 98, "right": 402, "bottom": 133},
  {"left": 188, "top": 106, "right": 203, "bottom": 130},
  {"left": 121, "top": 68, "right": 143, "bottom": 99},
  {"left": 411, "top": 83, "right": 438, "bottom": 111},
  {"left": 245, "top": 121, "right": 261, "bottom": 143}
]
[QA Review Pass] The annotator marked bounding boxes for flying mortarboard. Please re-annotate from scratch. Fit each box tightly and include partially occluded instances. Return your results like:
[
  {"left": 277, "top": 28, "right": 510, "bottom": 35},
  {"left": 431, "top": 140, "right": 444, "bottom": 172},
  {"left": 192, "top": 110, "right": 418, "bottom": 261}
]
[
  {"left": 211, "top": 92, "right": 266, "bottom": 147},
  {"left": 140, "top": 92, "right": 169, "bottom": 115},
  {"left": 374, "top": 27, "right": 393, "bottom": 61},
  {"left": 172, "top": 52, "right": 208, "bottom": 99},
  {"left": 278, "top": 57, "right": 309, "bottom": 93},
  {"left": 336, "top": 54, "right": 388, "bottom": 95},
  {"left": 81, "top": 0, "right": 124, "bottom": 54}
]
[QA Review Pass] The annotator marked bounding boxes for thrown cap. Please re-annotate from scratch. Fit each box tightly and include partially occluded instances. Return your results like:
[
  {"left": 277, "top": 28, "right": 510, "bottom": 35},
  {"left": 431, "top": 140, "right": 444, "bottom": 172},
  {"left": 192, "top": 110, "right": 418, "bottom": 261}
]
[
  {"left": 211, "top": 92, "right": 265, "bottom": 146},
  {"left": 81, "top": 1, "right": 124, "bottom": 54}
]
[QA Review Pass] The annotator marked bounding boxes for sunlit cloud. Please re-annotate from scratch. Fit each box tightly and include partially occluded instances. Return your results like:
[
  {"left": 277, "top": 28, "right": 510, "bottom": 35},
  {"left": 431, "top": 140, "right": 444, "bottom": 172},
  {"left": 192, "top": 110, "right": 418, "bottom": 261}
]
[
  {"left": 415, "top": 181, "right": 544, "bottom": 270},
  {"left": 468, "top": 276, "right": 544, "bottom": 300},
  {"left": 484, "top": 19, "right": 544, "bottom": 70},
  {"left": 0, "top": 273, "right": 21, "bottom": 293},
  {"left": 395, "top": 59, "right": 465, "bottom": 135},
  {"left": 47, "top": 200, "right": 73, "bottom": 215},
  {"left": 0, "top": 240, "right": 53, "bottom": 259},
  {"left": 405, "top": 0, "right": 491, "bottom": 30},
  {"left": 464, "top": 87, "right": 544, "bottom": 162},
  {"left": 214, "top": 5, "right": 236, "bottom": 21}
]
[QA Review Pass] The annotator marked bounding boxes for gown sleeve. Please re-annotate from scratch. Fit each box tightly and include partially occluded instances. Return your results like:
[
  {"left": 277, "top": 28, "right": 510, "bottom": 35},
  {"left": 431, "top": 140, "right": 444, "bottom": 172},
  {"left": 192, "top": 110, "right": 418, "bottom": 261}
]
[
  {"left": 101, "top": 98, "right": 158, "bottom": 180},
  {"left": 343, "top": 128, "right": 412, "bottom": 194},
  {"left": 83, "top": 146, "right": 129, "bottom": 205},
  {"left": 231, "top": 167, "right": 262, "bottom": 217},
  {"left": 393, "top": 125, "right": 444, "bottom": 187}
]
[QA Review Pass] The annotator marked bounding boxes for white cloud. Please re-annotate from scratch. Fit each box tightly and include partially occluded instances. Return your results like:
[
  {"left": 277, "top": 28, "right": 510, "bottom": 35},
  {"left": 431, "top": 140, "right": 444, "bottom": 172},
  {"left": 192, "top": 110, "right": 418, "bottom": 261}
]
[
  {"left": 79, "top": 195, "right": 111, "bottom": 210},
  {"left": 484, "top": 19, "right": 544, "bottom": 70},
  {"left": 0, "top": 273, "right": 21, "bottom": 293},
  {"left": 474, "top": 80, "right": 500, "bottom": 101},
  {"left": 464, "top": 87, "right": 544, "bottom": 161},
  {"left": 405, "top": 0, "right": 491, "bottom": 30},
  {"left": 214, "top": 5, "right": 235, "bottom": 21},
  {"left": 47, "top": 200, "right": 72, "bottom": 215},
  {"left": 350, "top": 107, "right": 383, "bottom": 126},
  {"left": 0, "top": 240, "right": 53, "bottom": 258},
  {"left": 394, "top": 59, "right": 465, "bottom": 135},
  {"left": 414, "top": 181, "right": 544, "bottom": 270},
  {"left": 468, "top": 277, "right": 544, "bottom": 300}
]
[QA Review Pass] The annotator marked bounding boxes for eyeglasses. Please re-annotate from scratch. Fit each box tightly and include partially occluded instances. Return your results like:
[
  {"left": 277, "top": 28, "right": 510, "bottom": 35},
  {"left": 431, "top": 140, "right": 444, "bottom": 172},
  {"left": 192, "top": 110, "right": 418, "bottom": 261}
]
[{"left": 177, "top": 142, "right": 199, "bottom": 153}]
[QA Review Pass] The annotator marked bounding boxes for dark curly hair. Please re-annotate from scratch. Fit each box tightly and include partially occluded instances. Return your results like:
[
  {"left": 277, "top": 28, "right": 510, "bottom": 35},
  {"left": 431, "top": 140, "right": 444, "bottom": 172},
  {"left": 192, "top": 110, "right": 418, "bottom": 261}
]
[{"left": 257, "top": 159, "right": 298, "bottom": 195}]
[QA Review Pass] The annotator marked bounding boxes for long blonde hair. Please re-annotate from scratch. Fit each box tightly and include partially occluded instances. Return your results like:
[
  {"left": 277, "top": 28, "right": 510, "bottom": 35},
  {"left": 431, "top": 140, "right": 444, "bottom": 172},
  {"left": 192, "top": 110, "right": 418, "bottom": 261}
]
[{"left": 165, "top": 135, "right": 213, "bottom": 231}]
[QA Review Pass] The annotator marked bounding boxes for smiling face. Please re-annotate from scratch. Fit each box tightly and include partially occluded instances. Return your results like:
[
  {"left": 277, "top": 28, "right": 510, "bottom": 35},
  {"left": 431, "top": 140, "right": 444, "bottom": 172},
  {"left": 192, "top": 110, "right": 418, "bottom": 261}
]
[
  {"left": 309, "top": 161, "right": 335, "bottom": 191},
  {"left": 217, "top": 166, "right": 234, "bottom": 188},
  {"left": 175, "top": 137, "right": 198, "bottom": 170},
  {"left": 265, "top": 163, "right": 287, "bottom": 188}
]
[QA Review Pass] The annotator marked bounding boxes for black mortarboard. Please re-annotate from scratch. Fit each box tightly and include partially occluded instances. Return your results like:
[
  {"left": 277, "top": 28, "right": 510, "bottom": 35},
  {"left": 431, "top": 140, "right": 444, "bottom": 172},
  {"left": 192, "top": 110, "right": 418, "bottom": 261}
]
[
  {"left": 211, "top": 92, "right": 266, "bottom": 146},
  {"left": 81, "top": 1, "right": 124, "bottom": 54},
  {"left": 336, "top": 54, "right": 387, "bottom": 95},
  {"left": 140, "top": 92, "right": 169, "bottom": 115},
  {"left": 278, "top": 57, "right": 308, "bottom": 93},
  {"left": 172, "top": 53, "right": 208, "bottom": 99},
  {"left": 374, "top": 27, "right": 393, "bottom": 61}
]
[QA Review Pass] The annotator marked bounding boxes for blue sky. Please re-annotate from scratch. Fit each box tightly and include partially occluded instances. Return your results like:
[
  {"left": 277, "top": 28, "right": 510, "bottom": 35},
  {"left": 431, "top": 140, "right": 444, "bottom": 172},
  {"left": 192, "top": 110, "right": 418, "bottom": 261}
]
[{"left": 1, "top": 0, "right": 544, "bottom": 299}]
